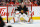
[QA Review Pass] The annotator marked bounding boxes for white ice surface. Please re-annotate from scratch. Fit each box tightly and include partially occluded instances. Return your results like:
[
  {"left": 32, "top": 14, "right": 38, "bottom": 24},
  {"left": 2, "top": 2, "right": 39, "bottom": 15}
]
[{"left": 4, "top": 20, "right": 40, "bottom": 27}]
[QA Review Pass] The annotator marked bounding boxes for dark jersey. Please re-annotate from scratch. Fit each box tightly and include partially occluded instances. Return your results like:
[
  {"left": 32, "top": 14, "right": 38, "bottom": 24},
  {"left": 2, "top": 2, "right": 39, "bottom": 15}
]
[
  {"left": 15, "top": 5, "right": 28, "bottom": 15},
  {"left": 16, "top": 5, "right": 28, "bottom": 12}
]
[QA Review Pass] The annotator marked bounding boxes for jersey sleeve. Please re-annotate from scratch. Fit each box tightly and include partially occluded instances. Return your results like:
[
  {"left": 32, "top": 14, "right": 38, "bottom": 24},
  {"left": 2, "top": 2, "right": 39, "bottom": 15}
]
[{"left": 26, "top": 8, "right": 28, "bottom": 11}]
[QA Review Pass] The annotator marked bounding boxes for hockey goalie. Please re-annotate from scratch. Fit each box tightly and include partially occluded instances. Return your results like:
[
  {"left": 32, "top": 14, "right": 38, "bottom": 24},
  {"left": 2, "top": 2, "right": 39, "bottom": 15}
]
[{"left": 10, "top": 3, "right": 33, "bottom": 24}]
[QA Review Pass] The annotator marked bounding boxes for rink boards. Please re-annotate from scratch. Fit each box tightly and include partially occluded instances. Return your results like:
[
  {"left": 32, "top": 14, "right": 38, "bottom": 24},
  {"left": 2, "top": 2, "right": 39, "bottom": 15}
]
[{"left": 0, "top": 6, "right": 40, "bottom": 22}]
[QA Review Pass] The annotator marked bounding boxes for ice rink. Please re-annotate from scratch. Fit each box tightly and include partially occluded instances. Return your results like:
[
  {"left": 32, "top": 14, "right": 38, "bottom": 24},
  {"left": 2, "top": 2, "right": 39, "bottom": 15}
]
[{"left": 5, "top": 20, "right": 40, "bottom": 27}]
